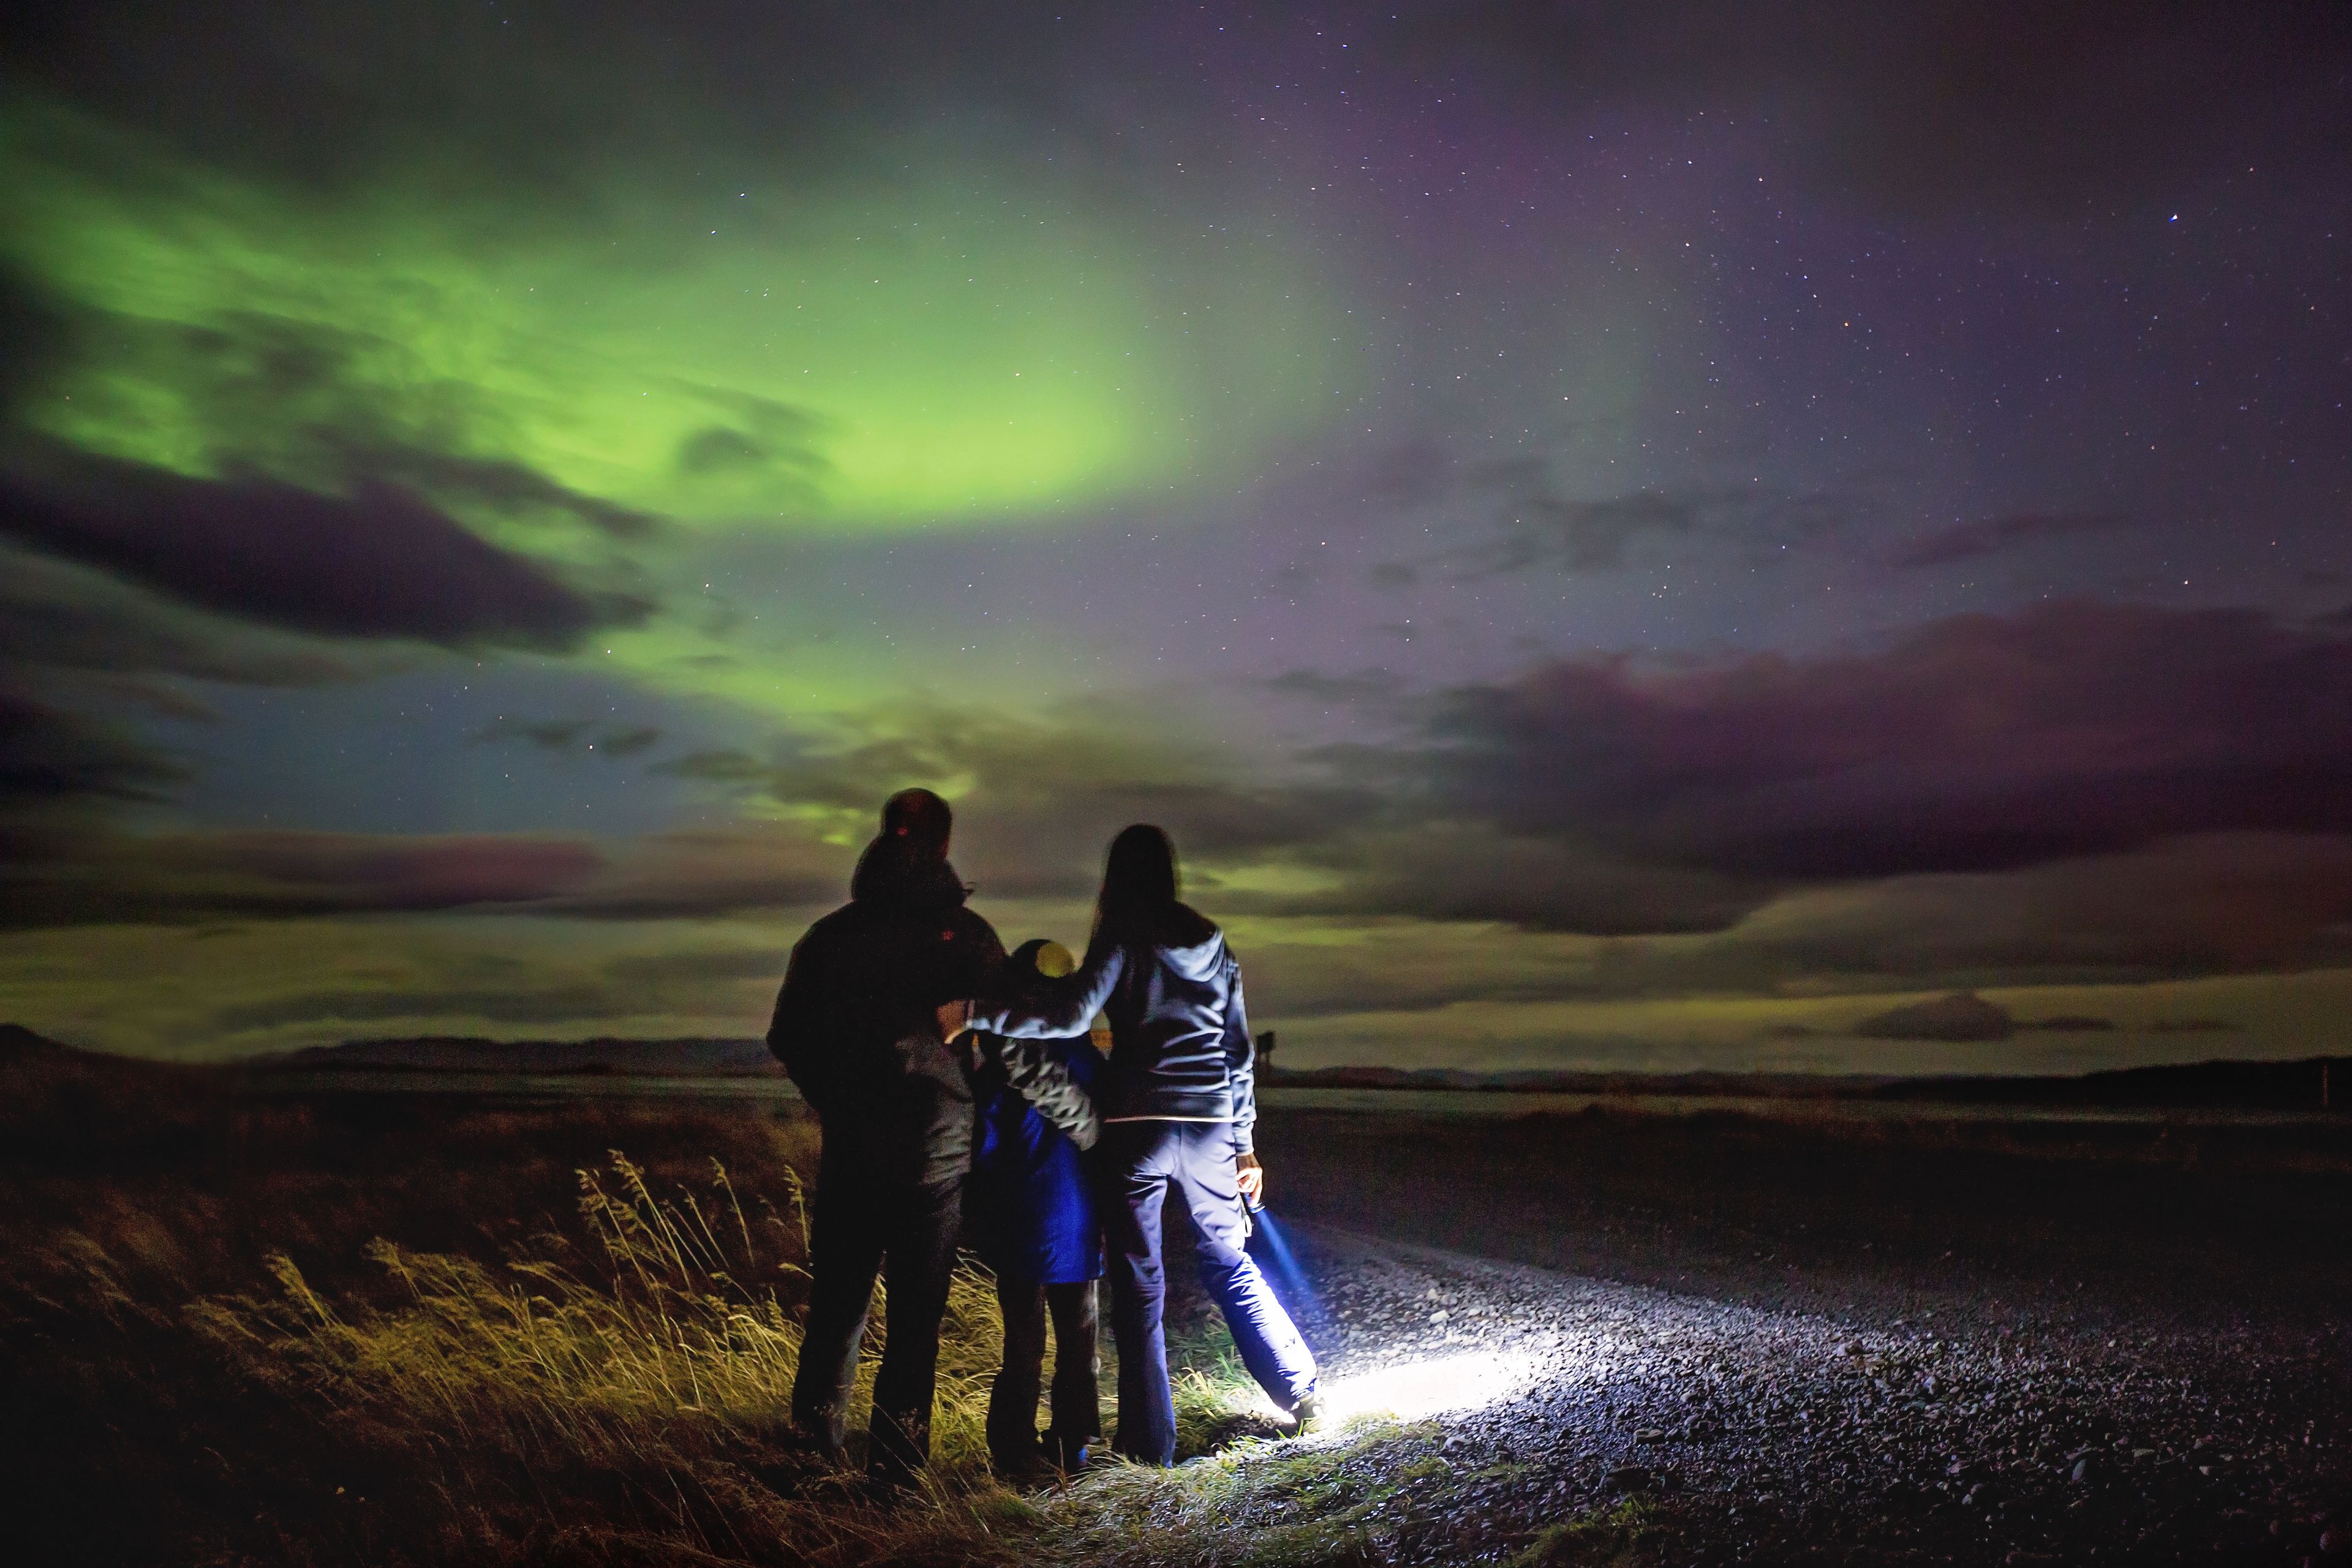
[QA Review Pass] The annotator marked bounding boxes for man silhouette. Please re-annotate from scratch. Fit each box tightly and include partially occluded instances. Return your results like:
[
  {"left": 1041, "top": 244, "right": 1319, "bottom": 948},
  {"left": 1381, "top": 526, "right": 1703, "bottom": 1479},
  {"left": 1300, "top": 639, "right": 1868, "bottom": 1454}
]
[{"left": 767, "top": 790, "right": 1096, "bottom": 1487}]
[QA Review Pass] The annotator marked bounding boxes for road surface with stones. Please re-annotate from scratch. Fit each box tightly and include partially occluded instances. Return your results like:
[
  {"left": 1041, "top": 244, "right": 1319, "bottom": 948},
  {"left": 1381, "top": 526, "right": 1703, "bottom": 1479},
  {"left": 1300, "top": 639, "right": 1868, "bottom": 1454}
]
[{"left": 1238, "top": 1104, "right": 2352, "bottom": 1564}]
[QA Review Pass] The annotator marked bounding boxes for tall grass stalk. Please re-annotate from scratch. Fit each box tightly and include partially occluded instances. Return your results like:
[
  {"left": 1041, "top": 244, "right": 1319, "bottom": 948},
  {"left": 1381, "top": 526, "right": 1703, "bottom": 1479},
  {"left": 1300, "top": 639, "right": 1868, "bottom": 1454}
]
[{"left": 192, "top": 1152, "right": 1025, "bottom": 1564}]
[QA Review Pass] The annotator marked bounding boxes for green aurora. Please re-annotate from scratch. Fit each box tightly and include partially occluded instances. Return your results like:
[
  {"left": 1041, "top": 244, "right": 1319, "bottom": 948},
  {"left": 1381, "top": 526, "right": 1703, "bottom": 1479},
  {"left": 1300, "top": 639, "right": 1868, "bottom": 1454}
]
[{"left": 4, "top": 100, "right": 1351, "bottom": 541}]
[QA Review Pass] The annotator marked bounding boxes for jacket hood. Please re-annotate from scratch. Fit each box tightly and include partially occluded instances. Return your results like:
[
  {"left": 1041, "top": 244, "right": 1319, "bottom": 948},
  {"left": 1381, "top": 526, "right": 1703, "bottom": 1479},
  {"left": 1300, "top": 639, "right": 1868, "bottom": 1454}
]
[
  {"left": 850, "top": 835, "right": 968, "bottom": 910},
  {"left": 1152, "top": 905, "right": 1228, "bottom": 982}
]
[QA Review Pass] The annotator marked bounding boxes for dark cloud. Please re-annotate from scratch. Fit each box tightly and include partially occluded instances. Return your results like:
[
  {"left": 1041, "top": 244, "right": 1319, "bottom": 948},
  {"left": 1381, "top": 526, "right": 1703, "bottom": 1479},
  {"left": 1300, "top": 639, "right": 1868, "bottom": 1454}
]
[
  {"left": 1555, "top": 832, "right": 2352, "bottom": 1000},
  {"left": 0, "top": 685, "right": 180, "bottom": 807},
  {"left": 208, "top": 981, "right": 627, "bottom": 1034},
  {"left": 1414, "top": 2, "right": 2352, "bottom": 217},
  {"left": 205, "top": 831, "right": 605, "bottom": 910},
  {"left": 636, "top": 708, "right": 1385, "bottom": 907},
  {"left": 650, "top": 748, "right": 775, "bottom": 783},
  {"left": 603, "top": 947, "right": 787, "bottom": 988},
  {"left": 0, "top": 266, "right": 72, "bottom": 424},
  {"left": 1426, "top": 472, "right": 1864, "bottom": 582},
  {"left": 670, "top": 385, "right": 833, "bottom": 500},
  {"left": 479, "top": 718, "right": 594, "bottom": 750},
  {"left": 612, "top": 608, "right": 2352, "bottom": 962},
  {"left": 335, "top": 441, "right": 660, "bottom": 541},
  {"left": 1483, "top": 489, "right": 1702, "bottom": 575},
  {"left": 0, "top": 827, "right": 604, "bottom": 928},
  {"left": 1814, "top": 833, "right": 2352, "bottom": 981},
  {"left": 472, "top": 717, "right": 665, "bottom": 758},
  {"left": 0, "top": 447, "right": 648, "bottom": 650},
  {"left": 1890, "top": 511, "right": 2128, "bottom": 570},
  {"left": 1264, "top": 669, "right": 1407, "bottom": 707},
  {"left": 1853, "top": 992, "right": 2014, "bottom": 1042},
  {"left": 676, "top": 428, "right": 771, "bottom": 476},
  {"left": 0, "top": 816, "right": 851, "bottom": 931},
  {"left": 1, "top": 1, "right": 1138, "bottom": 212},
  {"left": 1426, "top": 603, "right": 2352, "bottom": 881},
  {"left": 1254, "top": 824, "right": 1767, "bottom": 938},
  {"left": 545, "top": 826, "right": 845, "bottom": 920},
  {"left": 0, "top": 547, "right": 375, "bottom": 686},
  {"left": 1355, "top": 439, "right": 1458, "bottom": 511},
  {"left": 24, "top": 2, "right": 2345, "bottom": 225},
  {"left": 599, "top": 727, "right": 663, "bottom": 758}
]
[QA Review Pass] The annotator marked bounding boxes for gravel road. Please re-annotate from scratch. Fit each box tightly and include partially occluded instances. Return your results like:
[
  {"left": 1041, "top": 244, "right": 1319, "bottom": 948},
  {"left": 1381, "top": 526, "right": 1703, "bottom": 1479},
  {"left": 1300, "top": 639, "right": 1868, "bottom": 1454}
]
[{"left": 1224, "top": 1108, "right": 2352, "bottom": 1564}]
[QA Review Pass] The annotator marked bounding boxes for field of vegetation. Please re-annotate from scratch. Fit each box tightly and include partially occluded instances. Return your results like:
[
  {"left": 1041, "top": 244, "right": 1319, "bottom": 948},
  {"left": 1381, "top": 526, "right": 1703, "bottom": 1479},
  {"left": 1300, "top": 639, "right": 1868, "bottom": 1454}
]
[{"left": 3, "top": 1030, "right": 1627, "bottom": 1568}]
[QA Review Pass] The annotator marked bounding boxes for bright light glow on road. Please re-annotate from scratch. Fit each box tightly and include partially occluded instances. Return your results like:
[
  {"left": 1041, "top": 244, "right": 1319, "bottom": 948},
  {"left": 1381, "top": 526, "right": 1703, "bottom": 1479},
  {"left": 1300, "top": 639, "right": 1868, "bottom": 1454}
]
[{"left": 1315, "top": 1351, "right": 1540, "bottom": 1423}]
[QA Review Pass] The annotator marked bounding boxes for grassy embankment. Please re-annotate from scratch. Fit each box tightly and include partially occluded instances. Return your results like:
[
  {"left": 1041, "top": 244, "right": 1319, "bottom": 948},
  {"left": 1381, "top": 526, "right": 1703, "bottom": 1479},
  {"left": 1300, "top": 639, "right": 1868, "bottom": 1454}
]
[{"left": 0, "top": 1031, "right": 1667, "bottom": 1567}]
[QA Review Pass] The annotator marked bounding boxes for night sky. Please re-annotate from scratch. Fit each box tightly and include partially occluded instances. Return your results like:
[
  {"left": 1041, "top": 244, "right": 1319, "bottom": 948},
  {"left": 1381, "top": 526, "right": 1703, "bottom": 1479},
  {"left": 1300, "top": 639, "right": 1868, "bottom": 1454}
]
[{"left": 5, "top": 3, "right": 2350, "bottom": 1071}]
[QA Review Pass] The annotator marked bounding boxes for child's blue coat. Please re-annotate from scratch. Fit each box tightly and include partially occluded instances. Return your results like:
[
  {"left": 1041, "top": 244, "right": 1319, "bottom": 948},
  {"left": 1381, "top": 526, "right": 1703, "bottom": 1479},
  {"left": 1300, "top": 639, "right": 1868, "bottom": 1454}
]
[{"left": 967, "top": 1033, "right": 1106, "bottom": 1284}]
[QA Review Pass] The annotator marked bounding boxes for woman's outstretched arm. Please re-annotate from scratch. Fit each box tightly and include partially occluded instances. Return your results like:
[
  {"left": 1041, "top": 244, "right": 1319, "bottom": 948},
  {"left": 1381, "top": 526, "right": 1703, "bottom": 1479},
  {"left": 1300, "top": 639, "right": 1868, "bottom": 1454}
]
[
  {"left": 976, "top": 1033, "right": 1101, "bottom": 1149},
  {"left": 955, "top": 939, "right": 1126, "bottom": 1039}
]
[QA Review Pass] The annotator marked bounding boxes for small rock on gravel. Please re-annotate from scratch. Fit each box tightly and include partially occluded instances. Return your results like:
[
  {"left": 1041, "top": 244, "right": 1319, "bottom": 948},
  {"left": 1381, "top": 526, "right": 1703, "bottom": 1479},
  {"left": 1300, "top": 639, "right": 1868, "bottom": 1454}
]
[{"left": 1605, "top": 1464, "right": 1655, "bottom": 1493}]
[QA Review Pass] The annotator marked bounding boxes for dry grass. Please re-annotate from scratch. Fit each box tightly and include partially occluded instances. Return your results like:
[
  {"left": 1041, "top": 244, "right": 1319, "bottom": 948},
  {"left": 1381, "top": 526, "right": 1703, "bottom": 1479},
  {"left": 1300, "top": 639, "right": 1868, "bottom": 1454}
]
[
  {"left": 204, "top": 1156, "right": 822, "bottom": 1456},
  {"left": 0, "top": 1039, "right": 1298, "bottom": 1566},
  {"left": 182, "top": 1148, "right": 1055, "bottom": 1565}
]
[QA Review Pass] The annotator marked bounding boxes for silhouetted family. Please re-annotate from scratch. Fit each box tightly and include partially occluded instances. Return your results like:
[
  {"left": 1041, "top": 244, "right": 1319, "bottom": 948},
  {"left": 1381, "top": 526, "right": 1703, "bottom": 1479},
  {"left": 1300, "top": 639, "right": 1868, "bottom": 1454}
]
[{"left": 766, "top": 790, "right": 1317, "bottom": 1488}]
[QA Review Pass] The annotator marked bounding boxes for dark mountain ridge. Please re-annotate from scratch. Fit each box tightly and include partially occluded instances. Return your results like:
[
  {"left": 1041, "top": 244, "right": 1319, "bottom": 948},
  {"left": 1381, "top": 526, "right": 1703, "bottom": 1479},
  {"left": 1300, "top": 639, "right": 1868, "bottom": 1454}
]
[
  {"left": 1262, "top": 1057, "right": 2350, "bottom": 1111},
  {"left": 2, "top": 1025, "right": 2342, "bottom": 1109}
]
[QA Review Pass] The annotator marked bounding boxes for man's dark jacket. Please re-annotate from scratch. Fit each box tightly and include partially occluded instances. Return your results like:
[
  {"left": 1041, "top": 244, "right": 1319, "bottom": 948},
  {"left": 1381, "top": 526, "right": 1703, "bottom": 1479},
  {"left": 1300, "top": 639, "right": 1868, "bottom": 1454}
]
[{"left": 766, "top": 839, "right": 1098, "bottom": 1188}]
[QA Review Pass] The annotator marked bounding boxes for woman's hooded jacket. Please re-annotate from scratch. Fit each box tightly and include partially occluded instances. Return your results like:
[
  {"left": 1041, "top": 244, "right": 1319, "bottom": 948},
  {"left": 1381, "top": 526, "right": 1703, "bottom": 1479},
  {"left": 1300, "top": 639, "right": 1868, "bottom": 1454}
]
[{"left": 970, "top": 903, "right": 1258, "bottom": 1153}]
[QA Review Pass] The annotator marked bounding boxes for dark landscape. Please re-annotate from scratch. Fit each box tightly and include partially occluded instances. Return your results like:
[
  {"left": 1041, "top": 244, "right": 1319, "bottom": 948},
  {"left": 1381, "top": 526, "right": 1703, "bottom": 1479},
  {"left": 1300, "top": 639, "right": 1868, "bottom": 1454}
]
[
  {"left": 255, "top": 1028, "right": 2352, "bottom": 1114},
  {"left": 9, "top": 1023, "right": 2348, "bottom": 1567}
]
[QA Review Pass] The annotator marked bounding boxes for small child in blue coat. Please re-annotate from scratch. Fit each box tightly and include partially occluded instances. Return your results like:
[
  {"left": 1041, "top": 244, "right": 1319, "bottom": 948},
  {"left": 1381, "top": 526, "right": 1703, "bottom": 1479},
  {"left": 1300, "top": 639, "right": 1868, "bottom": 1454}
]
[{"left": 967, "top": 938, "right": 1106, "bottom": 1474}]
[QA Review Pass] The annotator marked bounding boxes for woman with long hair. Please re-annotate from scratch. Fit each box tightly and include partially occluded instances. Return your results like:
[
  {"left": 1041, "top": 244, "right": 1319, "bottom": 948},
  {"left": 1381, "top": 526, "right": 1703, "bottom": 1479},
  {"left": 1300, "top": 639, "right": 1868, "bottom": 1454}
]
[{"left": 944, "top": 824, "right": 1318, "bottom": 1464}]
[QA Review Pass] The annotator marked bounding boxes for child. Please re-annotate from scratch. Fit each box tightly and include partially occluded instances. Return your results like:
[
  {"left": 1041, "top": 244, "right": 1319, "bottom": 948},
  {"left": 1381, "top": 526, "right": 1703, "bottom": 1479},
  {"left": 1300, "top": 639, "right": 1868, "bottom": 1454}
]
[{"left": 966, "top": 938, "right": 1107, "bottom": 1475}]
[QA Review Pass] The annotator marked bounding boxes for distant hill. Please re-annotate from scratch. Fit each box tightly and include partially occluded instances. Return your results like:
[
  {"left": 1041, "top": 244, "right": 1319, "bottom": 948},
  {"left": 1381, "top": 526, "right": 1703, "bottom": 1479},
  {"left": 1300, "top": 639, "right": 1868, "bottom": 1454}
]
[
  {"left": 1264, "top": 1056, "right": 2351, "bottom": 1112},
  {"left": 1263, "top": 1063, "right": 1893, "bottom": 1097},
  {"left": 260, "top": 1036, "right": 778, "bottom": 1076},
  {"left": 6, "top": 1023, "right": 2342, "bottom": 1109},
  {"left": 1872, "top": 1055, "right": 2349, "bottom": 1111},
  {"left": 0, "top": 1022, "right": 74, "bottom": 1060}
]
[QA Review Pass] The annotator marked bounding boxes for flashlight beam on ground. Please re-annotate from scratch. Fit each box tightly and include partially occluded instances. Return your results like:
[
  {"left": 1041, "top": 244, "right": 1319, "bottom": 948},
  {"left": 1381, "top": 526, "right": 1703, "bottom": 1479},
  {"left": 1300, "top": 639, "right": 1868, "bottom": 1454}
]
[{"left": 1311, "top": 1350, "right": 1544, "bottom": 1425}]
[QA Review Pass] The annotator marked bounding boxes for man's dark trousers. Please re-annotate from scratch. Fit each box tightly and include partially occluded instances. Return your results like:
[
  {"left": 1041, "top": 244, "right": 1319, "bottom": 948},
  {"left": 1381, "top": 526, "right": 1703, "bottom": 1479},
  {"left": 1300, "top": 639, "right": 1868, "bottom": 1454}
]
[{"left": 791, "top": 1134, "right": 962, "bottom": 1481}]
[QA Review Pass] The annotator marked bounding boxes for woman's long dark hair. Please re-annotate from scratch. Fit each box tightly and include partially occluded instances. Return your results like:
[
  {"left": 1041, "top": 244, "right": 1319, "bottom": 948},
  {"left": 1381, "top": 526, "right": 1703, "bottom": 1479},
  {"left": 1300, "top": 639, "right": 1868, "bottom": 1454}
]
[{"left": 1091, "top": 823, "right": 1213, "bottom": 949}]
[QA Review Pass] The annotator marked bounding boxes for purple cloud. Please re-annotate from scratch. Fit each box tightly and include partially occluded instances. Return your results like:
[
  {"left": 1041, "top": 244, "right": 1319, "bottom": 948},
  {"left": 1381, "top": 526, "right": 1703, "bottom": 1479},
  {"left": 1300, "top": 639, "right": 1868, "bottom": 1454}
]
[
  {"left": 1888, "top": 511, "right": 2127, "bottom": 569},
  {"left": 1428, "top": 602, "right": 2352, "bottom": 879}
]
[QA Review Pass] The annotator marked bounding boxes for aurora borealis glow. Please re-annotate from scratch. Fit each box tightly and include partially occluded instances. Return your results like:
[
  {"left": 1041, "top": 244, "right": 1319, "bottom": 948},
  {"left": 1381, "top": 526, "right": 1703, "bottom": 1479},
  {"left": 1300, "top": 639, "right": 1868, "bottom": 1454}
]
[{"left": 4, "top": 3, "right": 2350, "bottom": 1070}]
